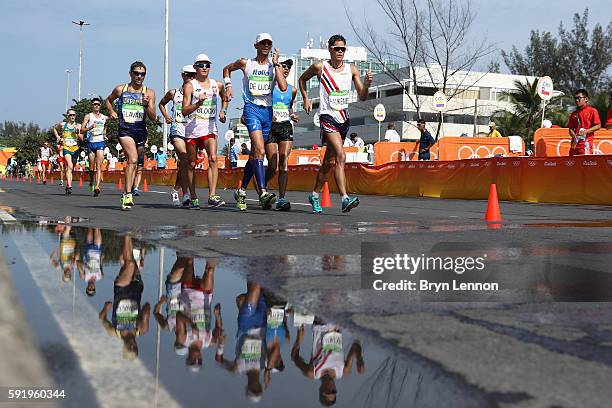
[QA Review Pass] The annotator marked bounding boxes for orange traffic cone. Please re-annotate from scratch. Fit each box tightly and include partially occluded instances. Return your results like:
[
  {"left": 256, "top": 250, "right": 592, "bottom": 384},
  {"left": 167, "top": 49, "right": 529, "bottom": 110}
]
[
  {"left": 484, "top": 184, "right": 501, "bottom": 223},
  {"left": 143, "top": 178, "right": 149, "bottom": 192},
  {"left": 321, "top": 182, "right": 332, "bottom": 208},
  {"left": 79, "top": 177, "right": 83, "bottom": 187},
  {"left": 118, "top": 178, "right": 123, "bottom": 190}
]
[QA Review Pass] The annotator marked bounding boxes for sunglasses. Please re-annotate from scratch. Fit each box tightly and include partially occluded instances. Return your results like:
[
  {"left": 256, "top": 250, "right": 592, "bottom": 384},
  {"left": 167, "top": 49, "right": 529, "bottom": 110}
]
[
  {"left": 194, "top": 62, "right": 211, "bottom": 69},
  {"left": 574, "top": 96, "right": 586, "bottom": 101},
  {"left": 68, "top": 114, "right": 76, "bottom": 116},
  {"left": 331, "top": 46, "right": 346, "bottom": 53},
  {"left": 92, "top": 103, "right": 101, "bottom": 106},
  {"left": 131, "top": 71, "right": 146, "bottom": 77}
]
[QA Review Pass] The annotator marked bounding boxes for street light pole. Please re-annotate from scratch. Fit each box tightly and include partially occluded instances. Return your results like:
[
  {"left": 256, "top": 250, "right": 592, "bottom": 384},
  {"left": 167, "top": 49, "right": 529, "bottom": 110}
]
[
  {"left": 65, "top": 69, "right": 73, "bottom": 112},
  {"left": 72, "top": 20, "right": 90, "bottom": 101},
  {"left": 162, "top": 0, "right": 169, "bottom": 151}
]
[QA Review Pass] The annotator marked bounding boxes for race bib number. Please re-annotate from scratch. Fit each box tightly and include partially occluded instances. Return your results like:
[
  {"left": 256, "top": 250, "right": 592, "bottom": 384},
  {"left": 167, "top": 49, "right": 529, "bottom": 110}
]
[
  {"left": 168, "top": 297, "right": 183, "bottom": 314},
  {"left": 116, "top": 299, "right": 139, "bottom": 330},
  {"left": 322, "top": 331, "right": 342, "bottom": 353},
  {"left": 267, "top": 307, "right": 285, "bottom": 329},
  {"left": 195, "top": 99, "right": 217, "bottom": 120},
  {"left": 122, "top": 103, "right": 145, "bottom": 124},
  {"left": 87, "top": 259, "right": 101, "bottom": 272},
  {"left": 63, "top": 135, "right": 78, "bottom": 146},
  {"left": 175, "top": 105, "right": 185, "bottom": 123},
  {"left": 92, "top": 121, "right": 104, "bottom": 136},
  {"left": 273, "top": 103, "right": 290, "bottom": 123},
  {"left": 249, "top": 75, "right": 273, "bottom": 96},
  {"left": 241, "top": 338, "right": 262, "bottom": 360},
  {"left": 191, "top": 307, "right": 208, "bottom": 329},
  {"left": 329, "top": 90, "right": 349, "bottom": 111}
]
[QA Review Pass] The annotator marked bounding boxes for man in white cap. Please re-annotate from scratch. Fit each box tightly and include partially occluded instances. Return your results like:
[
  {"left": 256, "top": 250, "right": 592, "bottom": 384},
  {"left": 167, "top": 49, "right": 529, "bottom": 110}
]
[
  {"left": 222, "top": 33, "right": 288, "bottom": 211},
  {"left": 159, "top": 65, "right": 196, "bottom": 206},
  {"left": 182, "top": 54, "right": 229, "bottom": 209}
]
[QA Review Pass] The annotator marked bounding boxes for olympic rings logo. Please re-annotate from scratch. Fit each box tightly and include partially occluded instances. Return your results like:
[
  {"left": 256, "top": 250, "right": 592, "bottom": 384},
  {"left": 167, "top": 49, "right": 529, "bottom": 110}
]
[
  {"left": 556, "top": 140, "right": 612, "bottom": 156},
  {"left": 457, "top": 145, "right": 508, "bottom": 160}
]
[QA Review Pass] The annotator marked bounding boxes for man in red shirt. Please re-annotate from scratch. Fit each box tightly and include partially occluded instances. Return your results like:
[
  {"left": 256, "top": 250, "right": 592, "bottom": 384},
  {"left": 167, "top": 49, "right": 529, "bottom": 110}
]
[{"left": 567, "top": 89, "right": 601, "bottom": 156}]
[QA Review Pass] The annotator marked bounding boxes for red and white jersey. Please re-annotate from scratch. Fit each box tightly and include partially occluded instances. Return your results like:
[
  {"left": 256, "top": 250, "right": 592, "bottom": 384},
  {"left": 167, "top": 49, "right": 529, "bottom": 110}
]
[{"left": 318, "top": 62, "right": 352, "bottom": 124}]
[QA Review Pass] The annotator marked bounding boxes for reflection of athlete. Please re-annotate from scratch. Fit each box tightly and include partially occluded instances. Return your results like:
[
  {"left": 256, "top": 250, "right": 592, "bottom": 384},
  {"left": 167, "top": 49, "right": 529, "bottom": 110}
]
[
  {"left": 77, "top": 228, "right": 104, "bottom": 296},
  {"left": 292, "top": 318, "right": 365, "bottom": 406},
  {"left": 263, "top": 290, "right": 291, "bottom": 388},
  {"left": 154, "top": 254, "right": 188, "bottom": 333},
  {"left": 223, "top": 33, "right": 288, "bottom": 211},
  {"left": 217, "top": 282, "right": 268, "bottom": 403},
  {"left": 99, "top": 235, "right": 150, "bottom": 361},
  {"left": 50, "top": 224, "right": 78, "bottom": 283}
]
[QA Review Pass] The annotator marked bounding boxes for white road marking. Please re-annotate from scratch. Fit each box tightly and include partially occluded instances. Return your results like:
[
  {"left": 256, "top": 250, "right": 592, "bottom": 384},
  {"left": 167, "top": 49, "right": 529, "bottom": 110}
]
[
  {"left": 0, "top": 209, "right": 16, "bottom": 222},
  {"left": 9, "top": 231, "right": 179, "bottom": 408}
]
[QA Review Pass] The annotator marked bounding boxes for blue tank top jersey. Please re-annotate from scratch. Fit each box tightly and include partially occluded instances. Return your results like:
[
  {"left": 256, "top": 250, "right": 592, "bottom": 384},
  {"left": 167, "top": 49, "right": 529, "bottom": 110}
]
[{"left": 118, "top": 84, "right": 148, "bottom": 138}]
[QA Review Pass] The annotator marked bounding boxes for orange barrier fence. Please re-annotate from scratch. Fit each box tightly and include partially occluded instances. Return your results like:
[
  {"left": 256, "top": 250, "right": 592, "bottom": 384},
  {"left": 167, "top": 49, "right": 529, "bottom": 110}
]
[
  {"left": 374, "top": 137, "right": 524, "bottom": 165},
  {"left": 95, "top": 154, "right": 612, "bottom": 205},
  {"left": 534, "top": 128, "right": 612, "bottom": 157}
]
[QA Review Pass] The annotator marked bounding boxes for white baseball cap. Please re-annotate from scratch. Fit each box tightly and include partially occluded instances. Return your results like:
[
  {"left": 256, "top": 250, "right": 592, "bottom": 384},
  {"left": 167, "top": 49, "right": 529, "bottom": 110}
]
[
  {"left": 194, "top": 53, "right": 212, "bottom": 63},
  {"left": 255, "top": 33, "right": 273, "bottom": 44},
  {"left": 181, "top": 65, "right": 196, "bottom": 74}
]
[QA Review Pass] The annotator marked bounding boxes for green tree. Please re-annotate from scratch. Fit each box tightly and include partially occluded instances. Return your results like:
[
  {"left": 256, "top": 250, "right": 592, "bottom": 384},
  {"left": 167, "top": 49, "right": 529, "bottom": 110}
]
[
  {"left": 502, "top": 9, "right": 612, "bottom": 95},
  {"left": 14, "top": 131, "right": 47, "bottom": 164},
  {"left": 0, "top": 121, "right": 42, "bottom": 147}
]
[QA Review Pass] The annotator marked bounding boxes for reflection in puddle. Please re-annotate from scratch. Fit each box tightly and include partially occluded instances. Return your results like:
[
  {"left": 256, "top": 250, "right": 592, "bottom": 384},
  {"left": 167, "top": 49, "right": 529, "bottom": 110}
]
[{"left": 2, "top": 223, "right": 422, "bottom": 408}]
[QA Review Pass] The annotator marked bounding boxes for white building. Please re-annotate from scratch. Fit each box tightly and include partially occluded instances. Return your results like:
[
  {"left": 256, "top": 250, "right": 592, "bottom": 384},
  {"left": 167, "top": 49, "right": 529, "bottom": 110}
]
[{"left": 291, "top": 66, "right": 537, "bottom": 148}]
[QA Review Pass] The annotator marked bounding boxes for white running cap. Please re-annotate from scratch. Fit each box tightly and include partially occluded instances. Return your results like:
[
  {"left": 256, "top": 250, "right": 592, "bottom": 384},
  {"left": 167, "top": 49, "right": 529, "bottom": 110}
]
[
  {"left": 182, "top": 65, "right": 196, "bottom": 74},
  {"left": 255, "top": 32, "right": 273, "bottom": 44},
  {"left": 194, "top": 53, "right": 212, "bottom": 63}
]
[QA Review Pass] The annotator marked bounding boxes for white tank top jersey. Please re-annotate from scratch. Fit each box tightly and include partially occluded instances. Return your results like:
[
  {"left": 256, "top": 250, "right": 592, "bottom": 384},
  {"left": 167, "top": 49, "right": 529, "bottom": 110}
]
[
  {"left": 242, "top": 59, "right": 275, "bottom": 107},
  {"left": 311, "top": 324, "right": 345, "bottom": 380},
  {"left": 86, "top": 112, "right": 107, "bottom": 143},
  {"left": 171, "top": 89, "right": 187, "bottom": 137},
  {"left": 185, "top": 78, "right": 219, "bottom": 138},
  {"left": 40, "top": 147, "right": 51, "bottom": 160},
  {"left": 318, "top": 61, "right": 352, "bottom": 124}
]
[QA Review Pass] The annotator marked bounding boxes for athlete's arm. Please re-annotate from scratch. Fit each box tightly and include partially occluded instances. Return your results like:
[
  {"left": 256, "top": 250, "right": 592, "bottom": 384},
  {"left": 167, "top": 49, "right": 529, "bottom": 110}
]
[
  {"left": 272, "top": 48, "right": 287, "bottom": 92},
  {"left": 76, "top": 124, "right": 84, "bottom": 141},
  {"left": 218, "top": 81, "right": 228, "bottom": 124},
  {"left": 98, "top": 302, "right": 116, "bottom": 337},
  {"left": 81, "top": 114, "right": 94, "bottom": 133},
  {"left": 352, "top": 65, "right": 372, "bottom": 101},
  {"left": 290, "top": 326, "right": 314, "bottom": 378},
  {"left": 103, "top": 120, "right": 108, "bottom": 142},
  {"left": 290, "top": 87, "right": 299, "bottom": 123},
  {"left": 105, "top": 85, "right": 123, "bottom": 120},
  {"left": 222, "top": 58, "right": 247, "bottom": 101},
  {"left": 181, "top": 81, "right": 201, "bottom": 117},
  {"left": 343, "top": 341, "right": 365, "bottom": 377},
  {"left": 138, "top": 302, "right": 151, "bottom": 335},
  {"left": 158, "top": 89, "right": 175, "bottom": 124},
  {"left": 299, "top": 62, "right": 322, "bottom": 114},
  {"left": 144, "top": 89, "right": 156, "bottom": 122},
  {"left": 53, "top": 124, "right": 61, "bottom": 143}
]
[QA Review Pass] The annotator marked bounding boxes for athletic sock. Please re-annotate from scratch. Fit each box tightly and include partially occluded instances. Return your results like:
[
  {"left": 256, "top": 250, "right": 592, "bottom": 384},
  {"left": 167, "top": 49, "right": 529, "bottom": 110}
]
[
  {"left": 311, "top": 191, "right": 319, "bottom": 198},
  {"left": 253, "top": 159, "right": 266, "bottom": 190},
  {"left": 342, "top": 194, "right": 349, "bottom": 200},
  {"left": 241, "top": 159, "right": 254, "bottom": 189}
]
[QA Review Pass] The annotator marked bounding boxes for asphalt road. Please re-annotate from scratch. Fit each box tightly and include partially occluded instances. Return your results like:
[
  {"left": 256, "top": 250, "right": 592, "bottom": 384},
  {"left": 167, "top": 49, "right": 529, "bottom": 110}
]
[{"left": 1, "top": 178, "right": 611, "bottom": 257}]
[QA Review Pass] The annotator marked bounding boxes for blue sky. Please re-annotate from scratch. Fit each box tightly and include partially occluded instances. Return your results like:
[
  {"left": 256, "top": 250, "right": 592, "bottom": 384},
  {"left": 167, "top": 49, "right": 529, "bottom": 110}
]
[{"left": 1, "top": 0, "right": 609, "bottom": 132}]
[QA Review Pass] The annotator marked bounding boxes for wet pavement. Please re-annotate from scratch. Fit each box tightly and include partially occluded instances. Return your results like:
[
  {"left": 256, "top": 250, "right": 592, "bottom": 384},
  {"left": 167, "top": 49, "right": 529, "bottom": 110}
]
[{"left": 1, "top": 221, "right": 612, "bottom": 407}]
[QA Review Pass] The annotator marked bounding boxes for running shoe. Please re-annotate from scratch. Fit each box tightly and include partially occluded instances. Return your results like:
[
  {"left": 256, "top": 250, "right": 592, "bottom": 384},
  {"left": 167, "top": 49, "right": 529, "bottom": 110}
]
[
  {"left": 124, "top": 193, "right": 134, "bottom": 208},
  {"left": 182, "top": 194, "right": 191, "bottom": 207},
  {"left": 89, "top": 184, "right": 94, "bottom": 192},
  {"left": 308, "top": 193, "right": 323, "bottom": 214},
  {"left": 189, "top": 198, "right": 200, "bottom": 210},
  {"left": 234, "top": 189, "right": 247, "bottom": 211},
  {"left": 208, "top": 195, "right": 225, "bottom": 208},
  {"left": 341, "top": 196, "right": 360, "bottom": 213},
  {"left": 259, "top": 192, "right": 277, "bottom": 210},
  {"left": 65, "top": 186, "right": 72, "bottom": 196},
  {"left": 132, "top": 187, "right": 140, "bottom": 196},
  {"left": 121, "top": 194, "right": 130, "bottom": 211},
  {"left": 59, "top": 180, "right": 63, "bottom": 186},
  {"left": 93, "top": 188, "right": 100, "bottom": 197},
  {"left": 171, "top": 190, "right": 181, "bottom": 207},
  {"left": 276, "top": 198, "right": 291, "bottom": 211},
  {"left": 42, "top": 180, "right": 47, "bottom": 185}
]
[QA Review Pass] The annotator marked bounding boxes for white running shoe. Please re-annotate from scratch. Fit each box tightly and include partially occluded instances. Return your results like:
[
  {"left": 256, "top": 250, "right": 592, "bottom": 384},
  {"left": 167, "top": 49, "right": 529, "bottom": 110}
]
[{"left": 171, "top": 190, "right": 180, "bottom": 207}]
